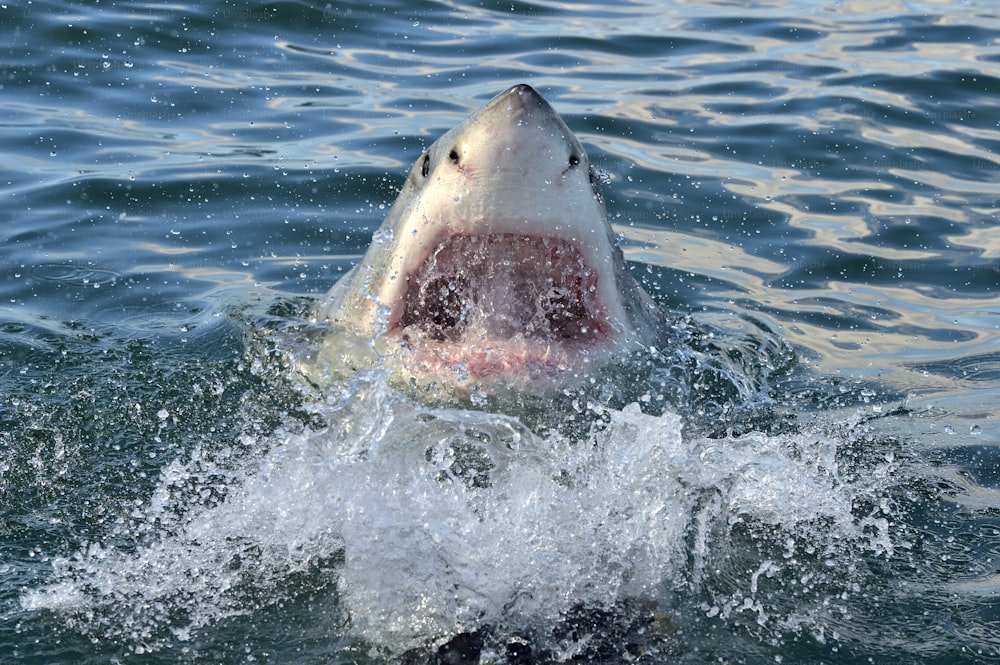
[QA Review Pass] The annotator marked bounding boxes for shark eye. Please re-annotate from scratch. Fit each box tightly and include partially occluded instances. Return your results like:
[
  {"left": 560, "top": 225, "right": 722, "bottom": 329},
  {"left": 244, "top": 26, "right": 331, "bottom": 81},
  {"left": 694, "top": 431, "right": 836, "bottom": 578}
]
[
  {"left": 420, "top": 153, "right": 431, "bottom": 177},
  {"left": 568, "top": 154, "right": 581, "bottom": 167},
  {"left": 448, "top": 149, "right": 460, "bottom": 163}
]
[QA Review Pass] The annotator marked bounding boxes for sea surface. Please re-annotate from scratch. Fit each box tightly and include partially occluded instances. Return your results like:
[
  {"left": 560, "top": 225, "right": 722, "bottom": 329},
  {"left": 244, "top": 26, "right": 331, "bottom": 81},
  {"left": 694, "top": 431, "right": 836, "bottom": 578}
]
[{"left": 3, "top": 1, "right": 1000, "bottom": 663}]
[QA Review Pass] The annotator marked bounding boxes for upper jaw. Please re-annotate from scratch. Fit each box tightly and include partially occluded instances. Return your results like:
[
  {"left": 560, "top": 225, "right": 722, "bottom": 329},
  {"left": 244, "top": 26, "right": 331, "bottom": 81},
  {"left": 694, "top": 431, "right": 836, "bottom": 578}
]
[{"left": 376, "top": 208, "right": 628, "bottom": 342}]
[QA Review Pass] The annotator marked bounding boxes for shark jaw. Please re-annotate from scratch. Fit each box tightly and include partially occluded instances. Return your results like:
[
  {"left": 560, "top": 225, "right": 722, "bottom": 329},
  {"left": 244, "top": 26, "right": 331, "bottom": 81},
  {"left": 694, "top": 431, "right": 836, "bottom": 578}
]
[
  {"left": 315, "top": 84, "right": 662, "bottom": 393},
  {"left": 393, "top": 232, "right": 613, "bottom": 385}
]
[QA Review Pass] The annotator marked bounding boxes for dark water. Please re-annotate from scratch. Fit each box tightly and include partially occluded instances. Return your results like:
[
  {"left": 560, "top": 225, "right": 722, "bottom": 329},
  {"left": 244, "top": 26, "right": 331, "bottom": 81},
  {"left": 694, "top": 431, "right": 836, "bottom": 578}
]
[{"left": 3, "top": 1, "right": 1000, "bottom": 663}]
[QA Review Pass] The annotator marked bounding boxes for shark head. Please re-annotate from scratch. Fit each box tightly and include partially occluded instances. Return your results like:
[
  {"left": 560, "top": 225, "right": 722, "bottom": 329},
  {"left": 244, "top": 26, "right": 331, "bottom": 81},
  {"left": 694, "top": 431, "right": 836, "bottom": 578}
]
[{"left": 315, "top": 84, "right": 662, "bottom": 393}]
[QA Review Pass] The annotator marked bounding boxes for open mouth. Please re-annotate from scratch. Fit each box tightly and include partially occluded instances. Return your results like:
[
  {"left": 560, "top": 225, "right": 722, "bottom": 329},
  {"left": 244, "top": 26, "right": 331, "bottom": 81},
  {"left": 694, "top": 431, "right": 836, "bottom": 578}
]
[{"left": 391, "top": 233, "right": 613, "bottom": 380}]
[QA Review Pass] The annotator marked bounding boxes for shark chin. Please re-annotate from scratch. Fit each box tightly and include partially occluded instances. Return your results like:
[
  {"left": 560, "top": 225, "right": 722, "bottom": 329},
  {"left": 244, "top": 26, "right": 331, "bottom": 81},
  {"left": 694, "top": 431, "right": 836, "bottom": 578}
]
[{"left": 308, "top": 84, "right": 664, "bottom": 397}]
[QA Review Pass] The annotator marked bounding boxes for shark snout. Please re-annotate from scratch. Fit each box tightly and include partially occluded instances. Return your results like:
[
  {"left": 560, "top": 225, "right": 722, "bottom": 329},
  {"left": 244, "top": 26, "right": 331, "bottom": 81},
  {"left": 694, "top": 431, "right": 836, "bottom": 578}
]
[{"left": 446, "top": 84, "right": 587, "bottom": 179}]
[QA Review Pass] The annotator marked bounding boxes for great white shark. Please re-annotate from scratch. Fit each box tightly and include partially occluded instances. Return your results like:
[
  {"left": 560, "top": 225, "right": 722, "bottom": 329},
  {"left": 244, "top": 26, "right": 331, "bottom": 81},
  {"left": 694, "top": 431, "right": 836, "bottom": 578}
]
[
  {"left": 311, "top": 84, "right": 664, "bottom": 395},
  {"left": 303, "top": 85, "right": 679, "bottom": 661}
]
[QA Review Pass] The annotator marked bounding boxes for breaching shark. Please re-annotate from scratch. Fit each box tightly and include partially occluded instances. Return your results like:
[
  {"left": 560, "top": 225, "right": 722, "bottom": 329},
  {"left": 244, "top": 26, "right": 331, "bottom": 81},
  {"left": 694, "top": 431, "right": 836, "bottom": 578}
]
[
  {"left": 311, "top": 84, "right": 664, "bottom": 396},
  {"left": 303, "top": 85, "right": 681, "bottom": 661}
]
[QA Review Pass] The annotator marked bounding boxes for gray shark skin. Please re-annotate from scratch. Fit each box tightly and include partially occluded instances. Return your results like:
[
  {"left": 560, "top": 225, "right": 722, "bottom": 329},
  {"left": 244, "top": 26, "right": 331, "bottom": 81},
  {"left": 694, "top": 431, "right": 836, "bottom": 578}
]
[{"left": 312, "top": 84, "right": 664, "bottom": 395}]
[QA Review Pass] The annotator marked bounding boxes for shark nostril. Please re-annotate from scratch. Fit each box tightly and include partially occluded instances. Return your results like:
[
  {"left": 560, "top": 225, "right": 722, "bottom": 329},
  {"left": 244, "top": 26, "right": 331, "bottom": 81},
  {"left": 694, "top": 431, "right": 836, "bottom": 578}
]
[{"left": 421, "top": 154, "right": 431, "bottom": 177}]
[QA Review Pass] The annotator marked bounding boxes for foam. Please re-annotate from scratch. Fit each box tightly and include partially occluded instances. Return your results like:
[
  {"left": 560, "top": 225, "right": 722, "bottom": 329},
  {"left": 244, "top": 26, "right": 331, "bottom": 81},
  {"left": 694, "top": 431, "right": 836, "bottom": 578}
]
[{"left": 22, "top": 372, "right": 898, "bottom": 658}]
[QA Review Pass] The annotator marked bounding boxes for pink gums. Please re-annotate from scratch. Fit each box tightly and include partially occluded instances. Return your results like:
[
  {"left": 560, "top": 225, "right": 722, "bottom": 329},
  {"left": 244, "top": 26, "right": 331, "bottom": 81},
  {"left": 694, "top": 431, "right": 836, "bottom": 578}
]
[{"left": 394, "top": 233, "right": 612, "bottom": 382}]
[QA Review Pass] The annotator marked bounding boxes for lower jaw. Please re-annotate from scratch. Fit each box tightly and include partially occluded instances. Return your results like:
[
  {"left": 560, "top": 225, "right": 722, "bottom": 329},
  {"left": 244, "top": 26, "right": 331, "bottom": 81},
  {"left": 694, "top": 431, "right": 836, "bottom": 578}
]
[{"left": 385, "top": 332, "right": 614, "bottom": 390}]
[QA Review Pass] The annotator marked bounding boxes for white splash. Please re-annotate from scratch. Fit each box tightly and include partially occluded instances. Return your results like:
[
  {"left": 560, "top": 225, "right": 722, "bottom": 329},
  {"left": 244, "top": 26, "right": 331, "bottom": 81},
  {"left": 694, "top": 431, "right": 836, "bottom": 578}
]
[{"left": 22, "top": 371, "right": 897, "bottom": 657}]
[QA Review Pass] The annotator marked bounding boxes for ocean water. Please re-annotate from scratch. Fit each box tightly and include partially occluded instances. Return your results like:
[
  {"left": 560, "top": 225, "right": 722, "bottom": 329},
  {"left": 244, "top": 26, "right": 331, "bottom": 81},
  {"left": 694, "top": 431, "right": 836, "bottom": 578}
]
[{"left": 3, "top": 0, "right": 1000, "bottom": 663}]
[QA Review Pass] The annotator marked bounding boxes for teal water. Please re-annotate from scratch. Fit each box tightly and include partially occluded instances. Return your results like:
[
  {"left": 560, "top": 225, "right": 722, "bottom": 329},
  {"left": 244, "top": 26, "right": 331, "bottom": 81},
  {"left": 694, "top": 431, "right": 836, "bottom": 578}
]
[{"left": 3, "top": 1, "right": 1000, "bottom": 663}]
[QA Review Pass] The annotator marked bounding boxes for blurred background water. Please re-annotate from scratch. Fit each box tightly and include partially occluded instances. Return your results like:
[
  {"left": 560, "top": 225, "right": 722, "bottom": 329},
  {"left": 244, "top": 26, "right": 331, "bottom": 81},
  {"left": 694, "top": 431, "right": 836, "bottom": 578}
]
[{"left": 2, "top": 1, "right": 1000, "bottom": 663}]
